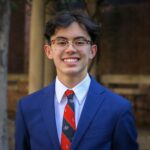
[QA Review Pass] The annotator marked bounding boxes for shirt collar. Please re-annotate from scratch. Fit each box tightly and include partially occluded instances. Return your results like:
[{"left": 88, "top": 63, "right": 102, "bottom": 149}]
[
  {"left": 55, "top": 74, "right": 91, "bottom": 105},
  {"left": 55, "top": 77, "right": 68, "bottom": 103},
  {"left": 72, "top": 74, "right": 91, "bottom": 104}
]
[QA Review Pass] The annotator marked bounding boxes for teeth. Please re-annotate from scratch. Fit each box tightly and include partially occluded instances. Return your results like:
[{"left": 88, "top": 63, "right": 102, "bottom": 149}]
[{"left": 64, "top": 58, "right": 78, "bottom": 62}]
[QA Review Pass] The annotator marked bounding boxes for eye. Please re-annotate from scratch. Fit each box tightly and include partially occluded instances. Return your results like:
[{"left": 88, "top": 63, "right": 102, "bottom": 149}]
[
  {"left": 56, "top": 40, "right": 67, "bottom": 46},
  {"left": 74, "top": 40, "right": 86, "bottom": 46}
]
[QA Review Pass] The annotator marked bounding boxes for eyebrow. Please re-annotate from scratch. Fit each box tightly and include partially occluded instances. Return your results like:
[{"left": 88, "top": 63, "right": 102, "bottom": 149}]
[
  {"left": 54, "top": 36, "right": 67, "bottom": 40},
  {"left": 74, "top": 36, "right": 89, "bottom": 40},
  {"left": 54, "top": 36, "right": 90, "bottom": 40}
]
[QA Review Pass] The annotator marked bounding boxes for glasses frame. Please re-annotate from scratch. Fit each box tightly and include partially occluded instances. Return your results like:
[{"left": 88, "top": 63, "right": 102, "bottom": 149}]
[{"left": 49, "top": 37, "right": 92, "bottom": 50}]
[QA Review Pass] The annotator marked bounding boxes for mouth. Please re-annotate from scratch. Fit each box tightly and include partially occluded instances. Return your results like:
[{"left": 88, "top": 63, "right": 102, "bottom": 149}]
[
  {"left": 63, "top": 58, "right": 80, "bottom": 63},
  {"left": 64, "top": 58, "right": 79, "bottom": 62}
]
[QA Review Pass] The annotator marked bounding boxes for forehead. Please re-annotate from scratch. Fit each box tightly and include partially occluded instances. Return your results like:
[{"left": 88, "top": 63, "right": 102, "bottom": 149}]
[{"left": 51, "top": 22, "right": 90, "bottom": 39}]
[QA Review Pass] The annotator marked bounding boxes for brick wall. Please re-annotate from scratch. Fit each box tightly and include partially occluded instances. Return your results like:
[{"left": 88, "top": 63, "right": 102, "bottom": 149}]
[
  {"left": 7, "top": 74, "right": 28, "bottom": 119},
  {"left": 100, "top": 3, "right": 150, "bottom": 75}
]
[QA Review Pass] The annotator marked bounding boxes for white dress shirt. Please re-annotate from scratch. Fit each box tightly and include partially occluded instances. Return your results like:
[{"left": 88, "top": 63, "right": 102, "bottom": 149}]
[{"left": 54, "top": 74, "right": 91, "bottom": 142}]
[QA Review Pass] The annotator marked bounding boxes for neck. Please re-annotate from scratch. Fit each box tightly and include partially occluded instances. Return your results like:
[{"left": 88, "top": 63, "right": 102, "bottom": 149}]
[{"left": 57, "top": 74, "right": 87, "bottom": 88}]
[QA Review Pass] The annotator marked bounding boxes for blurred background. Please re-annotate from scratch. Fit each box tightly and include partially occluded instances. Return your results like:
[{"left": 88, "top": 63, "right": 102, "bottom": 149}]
[{"left": 0, "top": 0, "right": 150, "bottom": 149}]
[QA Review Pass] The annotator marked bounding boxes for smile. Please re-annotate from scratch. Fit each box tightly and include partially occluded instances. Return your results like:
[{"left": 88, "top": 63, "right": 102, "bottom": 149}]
[{"left": 63, "top": 58, "right": 79, "bottom": 63}]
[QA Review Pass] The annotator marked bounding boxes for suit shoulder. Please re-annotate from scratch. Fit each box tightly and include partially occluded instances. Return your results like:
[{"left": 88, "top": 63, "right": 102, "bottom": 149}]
[
  {"left": 18, "top": 82, "right": 55, "bottom": 109},
  {"left": 105, "top": 87, "right": 130, "bottom": 104},
  {"left": 103, "top": 86, "right": 132, "bottom": 114},
  {"left": 21, "top": 85, "right": 49, "bottom": 101},
  {"left": 91, "top": 78, "right": 132, "bottom": 112},
  {"left": 95, "top": 82, "right": 133, "bottom": 120}
]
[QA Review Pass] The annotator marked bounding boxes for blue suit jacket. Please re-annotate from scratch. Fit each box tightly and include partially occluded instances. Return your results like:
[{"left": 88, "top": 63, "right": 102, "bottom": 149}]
[{"left": 15, "top": 77, "right": 138, "bottom": 150}]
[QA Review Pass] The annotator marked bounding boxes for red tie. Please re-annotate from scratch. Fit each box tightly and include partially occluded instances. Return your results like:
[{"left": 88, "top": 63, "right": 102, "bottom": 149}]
[{"left": 61, "top": 90, "right": 76, "bottom": 150}]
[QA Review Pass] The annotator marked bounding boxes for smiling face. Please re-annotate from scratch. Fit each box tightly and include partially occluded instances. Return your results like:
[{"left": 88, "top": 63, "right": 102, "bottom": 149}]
[{"left": 44, "top": 22, "right": 97, "bottom": 85}]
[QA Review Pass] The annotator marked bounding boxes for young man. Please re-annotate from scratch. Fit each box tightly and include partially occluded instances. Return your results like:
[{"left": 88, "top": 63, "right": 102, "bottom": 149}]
[{"left": 15, "top": 11, "right": 139, "bottom": 150}]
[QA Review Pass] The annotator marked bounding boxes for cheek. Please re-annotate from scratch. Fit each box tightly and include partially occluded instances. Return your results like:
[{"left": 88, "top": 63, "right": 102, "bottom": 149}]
[
  {"left": 89, "top": 53, "right": 94, "bottom": 59},
  {"left": 48, "top": 50, "right": 59, "bottom": 60},
  {"left": 53, "top": 55, "right": 61, "bottom": 66},
  {"left": 86, "top": 50, "right": 95, "bottom": 60}
]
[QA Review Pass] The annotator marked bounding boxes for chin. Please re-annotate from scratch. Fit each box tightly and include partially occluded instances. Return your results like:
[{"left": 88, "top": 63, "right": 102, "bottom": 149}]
[
  {"left": 64, "top": 69, "right": 86, "bottom": 77},
  {"left": 65, "top": 71, "right": 79, "bottom": 76}
]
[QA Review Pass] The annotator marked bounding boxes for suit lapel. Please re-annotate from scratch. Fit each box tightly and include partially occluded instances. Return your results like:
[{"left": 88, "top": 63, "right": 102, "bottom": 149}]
[
  {"left": 41, "top": 81, "right": 61, "bottom": 150},
  {"left": 71, "top": 78, "right": 106, "bottom": 150}
]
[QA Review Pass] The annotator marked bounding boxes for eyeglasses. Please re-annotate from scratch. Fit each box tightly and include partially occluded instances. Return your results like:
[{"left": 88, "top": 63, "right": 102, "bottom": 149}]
[{"left": 50, "top": 37, "right": 92, "bottom": 51}]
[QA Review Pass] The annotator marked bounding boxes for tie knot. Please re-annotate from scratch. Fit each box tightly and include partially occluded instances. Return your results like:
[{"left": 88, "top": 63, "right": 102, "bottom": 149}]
[{"left": 65, "top": 89, "right": 74, "bottom": 99}]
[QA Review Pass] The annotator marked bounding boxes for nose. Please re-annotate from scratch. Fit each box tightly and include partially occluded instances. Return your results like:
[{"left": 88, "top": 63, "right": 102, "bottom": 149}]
[{"left": 65, "top": 41, "right": 77, "bottom": 53}]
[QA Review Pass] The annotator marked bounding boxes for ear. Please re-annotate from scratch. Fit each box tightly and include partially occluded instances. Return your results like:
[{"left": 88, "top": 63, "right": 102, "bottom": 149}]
[
  {"left": 89, "top": 44, "right": 97, "bottom": 59},
  {"left": 44, "top": 44, "right": 53, "bottom": 59}
]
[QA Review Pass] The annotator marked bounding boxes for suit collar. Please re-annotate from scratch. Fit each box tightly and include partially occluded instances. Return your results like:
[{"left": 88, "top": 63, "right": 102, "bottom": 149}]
[
  {"left": 41, "top": 81, "right": 61, "bottom": 150},
  {"left": 71, "top": 76, "right": 106, "bottom": 150}
]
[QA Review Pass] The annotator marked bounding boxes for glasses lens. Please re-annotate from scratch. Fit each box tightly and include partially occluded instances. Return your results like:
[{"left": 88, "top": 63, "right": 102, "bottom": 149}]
[
  {"left": 55, "top": 38, "right": 68, "bottom": 50},
  {"left": 51, "top": 37, "right": 91, "bottom": 50},
  {"left": 74, "top": 39, "right": 87, "bottom": 46}
]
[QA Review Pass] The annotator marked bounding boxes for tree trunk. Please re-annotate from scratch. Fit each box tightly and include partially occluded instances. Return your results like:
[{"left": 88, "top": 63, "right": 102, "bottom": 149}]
[
  {"left": 0, "top": 0, "right": 10, "bottom": 149},
  {"left": 29, "top": 0, "right": 45, "bottom": 93},
  {"left": 44, "top": 1, "right": 56, "bottom": 86}
]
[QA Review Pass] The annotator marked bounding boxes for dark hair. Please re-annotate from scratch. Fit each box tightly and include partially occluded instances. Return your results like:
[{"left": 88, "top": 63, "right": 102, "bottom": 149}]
[{"left": 44, "top": 10, "right": 100, "bottom": 44}]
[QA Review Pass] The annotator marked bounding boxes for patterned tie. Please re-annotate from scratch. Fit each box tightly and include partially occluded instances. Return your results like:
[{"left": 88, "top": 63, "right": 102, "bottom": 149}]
[{"left": 61, "top": 90, "right": 76, "bottom": 150}]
